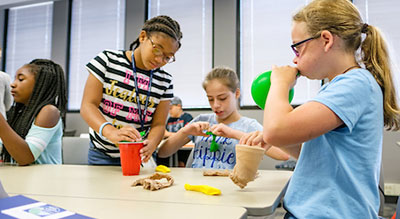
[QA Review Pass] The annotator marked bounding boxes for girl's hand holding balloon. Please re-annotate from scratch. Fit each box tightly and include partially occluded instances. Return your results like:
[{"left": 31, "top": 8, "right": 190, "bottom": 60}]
[
  {"left": 210, "top": 123, "right": 239, "bottom": 139},
  {"left": 251, "top": 70, "right": 294, "bottom": 109},
  {"left": 271, "top": 65, "right": 299, "bottom": 88},
  {"left": 181, "top": 122, "right": 210, "bottom": 137}
]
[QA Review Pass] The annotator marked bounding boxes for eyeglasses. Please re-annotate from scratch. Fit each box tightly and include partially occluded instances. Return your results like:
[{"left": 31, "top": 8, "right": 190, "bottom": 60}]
[
  {"left": 290, "top": 35, "right": 319, "bottom": 57},
  {"left": 148, "top": 37, "right": 176, "bottom": 64}
]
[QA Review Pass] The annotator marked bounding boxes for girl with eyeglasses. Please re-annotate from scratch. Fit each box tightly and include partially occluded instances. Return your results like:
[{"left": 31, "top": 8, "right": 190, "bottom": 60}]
[
  {"left": 158, "top": 66, "right": 289, "bottom": 169},
  {"left": 81, "top": 15, "right": 182, "bottom": 165},
  {"left": 240, "top": 0, "right": 400, "bottom": 218}
]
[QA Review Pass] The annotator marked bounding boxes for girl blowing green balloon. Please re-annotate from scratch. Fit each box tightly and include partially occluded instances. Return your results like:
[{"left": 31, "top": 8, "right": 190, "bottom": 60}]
[{"left": 240, "top": 0, "right": 400, "bottom": 218}]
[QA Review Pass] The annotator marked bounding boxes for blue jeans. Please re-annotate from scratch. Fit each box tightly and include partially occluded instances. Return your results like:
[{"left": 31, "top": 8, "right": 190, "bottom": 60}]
[{"left": 88, "top": 141, "right": 121, "bottom": 166}]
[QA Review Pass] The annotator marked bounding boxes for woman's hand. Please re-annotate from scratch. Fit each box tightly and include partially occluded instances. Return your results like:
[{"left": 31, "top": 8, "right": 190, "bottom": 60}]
[
  {"left": 210, "top": 123, "right": 241, "bottom": 139},
  {"left": 271, "top": 65, "right": 298, "bottom": 88},
  {"left": 181, "top": 122, "right": 210, "bottom": 136},
  {"left": 103, "top": 125, "right": 142, "bottom": 144}
]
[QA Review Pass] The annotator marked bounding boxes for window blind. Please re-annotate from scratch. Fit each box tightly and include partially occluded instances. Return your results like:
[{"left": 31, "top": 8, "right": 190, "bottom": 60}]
[
  {"left": 5, "top": 2, "right": 53, "bottom": 80},
  {"left": 240, "top": 0, "right": 321, "bottom": 106},
  {"left": 354, "top": 0, "right": 400, "bottom": 100},
  {"left": 68, "top": 0, "right": 125, "bottom": 110},
  {"left": 148, "top": 0, "right": 213, "bottom": 108}
]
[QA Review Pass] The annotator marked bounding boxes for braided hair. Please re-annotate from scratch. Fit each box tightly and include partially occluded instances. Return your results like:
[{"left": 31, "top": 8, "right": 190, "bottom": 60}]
[
  {"left": 129, "top": 15, "right": 182, "bottom": 50},
  {"left": 2, "top": 59, "right": 67, "bottom": 162}
]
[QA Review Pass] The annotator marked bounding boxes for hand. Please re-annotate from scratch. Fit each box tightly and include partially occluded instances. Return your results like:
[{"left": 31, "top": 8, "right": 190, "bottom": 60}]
[
  {"left": 140, "top": 139, "right": 156, "bottom": 163},
  {"left": 181, "top": 122, "right": 210, "bottom": 136},
  {"left": 271, "top": 65, "right": 298, "bottom": 88},
  {"left": 240, "top": 131, "right": 289, "bottom": 160},
  {"left": 210, "top": 123, "right": 238, "bottom": 139},
  {"left": 239, "top": 131, "right": 271, "bottom": 150},
  {"left": 103, "top": 125, "right": 142, "bottom": 144},
  {"left": 164, "top": 130, "right": 174, "bottom": 138}
]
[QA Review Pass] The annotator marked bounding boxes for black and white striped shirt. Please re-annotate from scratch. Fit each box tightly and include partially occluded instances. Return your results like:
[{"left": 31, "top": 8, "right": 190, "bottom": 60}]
[{"left": 86, "top": 50, "right": 173, "bottom": 158}]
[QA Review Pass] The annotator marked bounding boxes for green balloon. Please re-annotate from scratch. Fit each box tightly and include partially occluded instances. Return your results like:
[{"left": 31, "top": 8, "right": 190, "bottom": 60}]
[{"left": 251, "top": 71, "right": 294, "bottom": 109}]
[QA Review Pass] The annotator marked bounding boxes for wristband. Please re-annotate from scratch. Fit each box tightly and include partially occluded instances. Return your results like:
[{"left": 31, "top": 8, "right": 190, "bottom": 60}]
[{"left": 99, "top": 122, "right": 112, "bottom": 138}]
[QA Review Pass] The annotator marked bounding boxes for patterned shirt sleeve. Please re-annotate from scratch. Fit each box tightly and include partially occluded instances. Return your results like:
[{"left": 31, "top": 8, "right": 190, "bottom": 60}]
[
  {"left": 161, "top": 77, "right": 174, "bottom": 101},
  {"left": 85, "top": 50, "right": 110, "bottom": 83}
]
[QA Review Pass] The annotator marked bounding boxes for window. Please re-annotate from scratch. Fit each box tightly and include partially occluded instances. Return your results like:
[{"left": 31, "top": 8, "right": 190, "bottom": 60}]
[
  {"left": 148, "top": 0, "right": 213, "bottom": 108},
  {"left": 5, "top": 2, "right": 53, "bottom": 80},
  {"left": 353, "top": 0, "right": 400, "bottom": 100},
  {"left": 240, "top": 0, "right": 321, "bottom": 106},
  {"left": 68, "top": 0, "right": 125, "bottom": 110}
]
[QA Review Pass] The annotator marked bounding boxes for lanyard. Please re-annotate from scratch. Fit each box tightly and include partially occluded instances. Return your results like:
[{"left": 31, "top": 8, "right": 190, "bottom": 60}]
[{"left": 131, "top": 51, "right": 153, "bottom": 131}]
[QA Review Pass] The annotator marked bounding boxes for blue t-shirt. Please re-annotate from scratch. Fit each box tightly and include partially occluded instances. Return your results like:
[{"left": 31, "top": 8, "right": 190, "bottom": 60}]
[
  {"left": 284, "top": 69, "right": 383, "bottom": 218},
  {"left": 0, "top": 119, "right": 63, "bottom": 164},
  {"left": 26, "top": 119, "right": 63, "bottom": 164},
  {"left": 188, "top": 114, "right": 262, "bottom": 169},
  {"left": 166, "top": 112, "right": 193, "bottom": 132}
]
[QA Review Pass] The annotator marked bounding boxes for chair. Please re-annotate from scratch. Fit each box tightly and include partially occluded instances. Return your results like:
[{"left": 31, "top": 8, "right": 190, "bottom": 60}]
[
  {"left": 395, "top": 196, "right": 399, "bottom": 219},
  {"left": 0, "top": 180, "right": 8, "bottom": 199},
  {"left": 62, "top": 137, "right": 90, "bottom": 164},
  {"left": 379, "top": 164, "right": 385, "bottom": 215},
  {"left": 169, "top": 152, "right": 179, "bottom": 167},
  {"left": 185, "top": 149, "right": 194, "bottom": 168},
  {"left": 63, "top": 129, "right": 76, "bottom": 137}
]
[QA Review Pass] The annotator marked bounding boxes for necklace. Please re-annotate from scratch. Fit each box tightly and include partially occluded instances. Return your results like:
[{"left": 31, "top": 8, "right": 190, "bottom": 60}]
[
  {"left": 130, "top": 51, "right": 153, "bottom": 134},
  {"left": 342, "top": 65, "right": 360, "bottom": 74}
]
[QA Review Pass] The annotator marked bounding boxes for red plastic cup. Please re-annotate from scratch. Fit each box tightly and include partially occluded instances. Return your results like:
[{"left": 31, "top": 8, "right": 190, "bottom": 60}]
[{"left": 118, "top": 141, "right": 143, "bottom": 176}]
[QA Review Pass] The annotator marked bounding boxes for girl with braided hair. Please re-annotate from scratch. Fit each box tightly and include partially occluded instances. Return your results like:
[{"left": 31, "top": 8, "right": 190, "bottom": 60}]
[
  {"left": 240, "top": 0, "right": 400, "bottom": 218},
  {"left": 0, "top": 59, "right": 67, "bottom": 165},
  {"left": 81, "top": 15, "right": 182, "bottom": 165}
]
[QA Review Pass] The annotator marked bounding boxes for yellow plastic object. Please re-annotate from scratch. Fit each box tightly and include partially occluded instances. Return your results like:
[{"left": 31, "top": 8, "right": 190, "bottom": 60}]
[
  {"left": 184, "top": 184, "right": 221, "bottom": 196},
  {"left": 155, "top": 165, "right": 170, "bottom": 173}
]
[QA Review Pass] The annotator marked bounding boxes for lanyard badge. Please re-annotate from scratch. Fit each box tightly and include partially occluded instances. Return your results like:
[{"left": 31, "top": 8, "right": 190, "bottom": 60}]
[{"left": 131, "top": 52, "right": 153, "bottom": 133}]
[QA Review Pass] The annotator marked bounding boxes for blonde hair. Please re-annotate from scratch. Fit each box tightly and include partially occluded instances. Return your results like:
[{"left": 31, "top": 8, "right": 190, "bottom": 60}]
[
  {"left": 202, "top": 66, "right": 239, "bottom": 93},
  {"left": 294, "top": 0, "right": 400, "bottom": 130}
]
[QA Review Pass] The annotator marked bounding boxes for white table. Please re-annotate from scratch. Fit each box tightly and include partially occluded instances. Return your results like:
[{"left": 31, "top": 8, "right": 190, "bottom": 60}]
[
  {"left": 0, "top": 165, "right": 292, "bottom": 216},
  {"left": 9, "top": 194, "right": 247, "bottom": 219}
]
